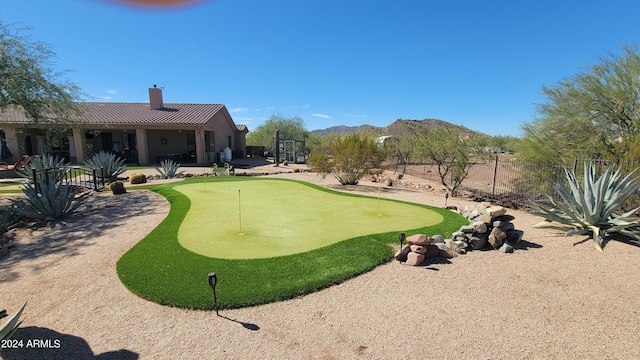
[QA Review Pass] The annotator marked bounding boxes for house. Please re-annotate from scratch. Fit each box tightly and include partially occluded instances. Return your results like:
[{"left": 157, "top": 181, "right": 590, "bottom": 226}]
[{"left": 0, "top": 86, "right": 248, "bottom": 165}]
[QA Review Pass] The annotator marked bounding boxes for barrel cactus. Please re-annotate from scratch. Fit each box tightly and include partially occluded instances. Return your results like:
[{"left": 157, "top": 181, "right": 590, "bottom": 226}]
[
  {"left": 129, "top": 173, "right": 147, "bottom": 184},
  {"left": 109, "top": 181, "right": 126, "bottom": 195}
]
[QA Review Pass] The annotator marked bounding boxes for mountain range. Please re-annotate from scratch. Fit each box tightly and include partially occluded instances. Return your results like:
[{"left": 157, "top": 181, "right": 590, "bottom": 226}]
[{"left": 310, "top": 119, "right": 480, "bottom": 137}]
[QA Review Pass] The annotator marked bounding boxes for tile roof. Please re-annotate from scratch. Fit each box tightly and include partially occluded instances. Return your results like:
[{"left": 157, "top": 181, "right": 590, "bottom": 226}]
[{"left": 0, "top": 102, "right": 230, "bottom": 126}]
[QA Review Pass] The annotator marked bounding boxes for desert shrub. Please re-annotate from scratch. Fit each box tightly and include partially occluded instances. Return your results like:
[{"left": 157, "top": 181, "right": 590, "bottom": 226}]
[
  {"left": 109, "top": 181, "right": 126, "bottom": 194},
  {"left": 292, "top": 167, "right": 300, "bottom": 173},
  {"left": 308, "top": 133, "right": 385, "bottom": 185},
  {"left": 282, "top": 160, "right": 288, "bottom": 166},
  {"left": 155, "top": 159, "right": 184, "bottom": 179},
  {"left": 84, "top": 151, "right": 126, "bottom": 180},
  {"left": 129, "top": 173, "right": 147, "bottom": 184},
  {"left": 532, "top": 162, "right": 640, "bottom": 251}
]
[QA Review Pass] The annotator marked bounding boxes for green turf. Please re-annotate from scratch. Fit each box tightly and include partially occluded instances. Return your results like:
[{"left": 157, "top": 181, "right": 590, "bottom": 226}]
[
  {"left": 175, "top": 180, "right": 442, "bottom": 259},
  {"left": 117, "top": 177, "right": 468, "bottom": 309}
]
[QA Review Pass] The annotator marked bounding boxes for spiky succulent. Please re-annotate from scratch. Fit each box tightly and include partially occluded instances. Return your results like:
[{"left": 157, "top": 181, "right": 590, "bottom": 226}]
[
  {"left": 84, "top": 151, "right": 126, "bottom": 180},
  {"left": 531, "top": 162, "right": 640, "bottom": 251},
  {"left": 0, "top": 302, "right": 26, "bottom": 340},
  {"left": 12, "top": 174, "right": 90, "bottom": 221},
  {"left": 154, "top": 159, "right": 184, "bottom": 179},
  {"left": 14, "top": 153, "right": 71, "bottom": 184}
]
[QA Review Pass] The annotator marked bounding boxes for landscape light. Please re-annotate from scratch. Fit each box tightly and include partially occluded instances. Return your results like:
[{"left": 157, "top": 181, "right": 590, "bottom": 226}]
[
  {"left": 399, "top": 232, "right": 405, "bottom": 250},
  {"left": 208, "top": 272, "right": 219, "bottom": 316}
]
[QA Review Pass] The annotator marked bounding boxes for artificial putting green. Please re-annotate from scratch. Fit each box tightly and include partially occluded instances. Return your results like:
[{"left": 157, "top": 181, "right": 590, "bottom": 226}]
[
  {"left": 175, "top": 180, "right": 442, "bottom": 259},
  {"left": 117, "top": 177, "right": 468, "bottom": 309}
]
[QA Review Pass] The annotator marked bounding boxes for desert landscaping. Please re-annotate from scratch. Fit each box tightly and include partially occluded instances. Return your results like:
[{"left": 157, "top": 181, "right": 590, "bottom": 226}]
[{"left": 1, "top": 162, "right": 640, "bottom": 359}]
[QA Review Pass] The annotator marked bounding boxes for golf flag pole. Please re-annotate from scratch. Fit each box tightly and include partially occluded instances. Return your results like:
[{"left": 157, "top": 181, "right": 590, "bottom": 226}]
[
  {"left": 238, "top": 189, "right": 244, "bottom": 235},
  {"left": 378, "top": 175, "right": 382, "bottom": 216}
]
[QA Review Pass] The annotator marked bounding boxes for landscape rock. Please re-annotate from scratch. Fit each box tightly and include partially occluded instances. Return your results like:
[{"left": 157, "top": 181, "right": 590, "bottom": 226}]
[
  {"left": 438, "top": 249, "right": 458, "bottom": 258},
  {"left": 431, "top": 235, "right": 445, "bottom": 243},
  {"left": 406, "top": 234, "right": 431, "bottom": 246},
  {"left": 506, "top": 230, "right": 524, "bottom": 244},
  {"left": 486, "top": 206, "right": 507, "bottom": 219},
  {"left": 424, "top": 245, "right": 441, "bottom": 258},
  {"left": 394, "top": 245, "right": 412, "bottom": 262},
  {"left": 405, "top": 252, "right": 425, "bottom": 266},
  {"left": 498, "top": 243, "right": 514, "bottom": 253},
  {"left": 410, "top": 245, "right": 427, "bottom": 254},
  {"left": 488, "top": 227, "right": 507, "bottom": 248},
  {"left": 472, "top": 221, "right": 488, "bottom": 234}
]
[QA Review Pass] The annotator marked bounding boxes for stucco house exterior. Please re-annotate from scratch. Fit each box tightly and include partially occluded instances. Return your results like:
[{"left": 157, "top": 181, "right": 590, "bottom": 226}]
[{"left": 0, "top": 87, "right": 248, "bottom": 165}]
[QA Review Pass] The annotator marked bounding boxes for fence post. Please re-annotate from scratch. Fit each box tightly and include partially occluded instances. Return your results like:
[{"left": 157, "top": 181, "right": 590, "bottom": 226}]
[
  {"left": 491, "top": 155, "right": 499, "bottom": 197},
  {"left": 92, "top": 169, "right": 98, "bottom": 190}
]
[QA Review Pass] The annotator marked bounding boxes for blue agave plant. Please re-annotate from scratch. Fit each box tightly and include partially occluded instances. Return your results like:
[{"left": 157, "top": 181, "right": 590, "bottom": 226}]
[{"left": 532, "top": 162, "right": 640, "bottom": 251}]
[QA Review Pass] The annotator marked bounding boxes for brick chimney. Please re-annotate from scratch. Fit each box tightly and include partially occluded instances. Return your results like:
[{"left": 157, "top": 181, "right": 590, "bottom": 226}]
[{"left": 149, "top": 85, "right": 163, "bottom": 110}]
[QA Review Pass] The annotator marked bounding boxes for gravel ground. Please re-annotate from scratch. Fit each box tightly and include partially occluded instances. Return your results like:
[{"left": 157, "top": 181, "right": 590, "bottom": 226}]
[{"left": 1, "top": 164, "right": 639, "bottom": 359}]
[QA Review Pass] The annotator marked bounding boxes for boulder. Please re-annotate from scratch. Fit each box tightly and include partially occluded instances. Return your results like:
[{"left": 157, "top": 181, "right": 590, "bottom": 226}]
[
  {"left": 431, "top": 235, "right": 445, "bottom": 243},
  {"left": 493, "top": 221, "right": 515, "bottom": 231},
  {"left": 394, "top": 245, "right": 412, "bottom": 261},
  {"left": 488, "top": 227, "right": 507, "bottom": 248},
  {"left": 486, "top": 206, "right": 507, "bottom": 219},
  {"left": 410, "top": 245, "right": 427, "bottom": 254},
  {"left": 469, "top": 234, "right": 488, "bottom": 250},
  {"left": 506, "top": 229, "right": 524, "bottom": 244},
  {"left": 434, "top": 242, "right": 448, "bottom": 251},
  {"left": 460, "top": 225, "right": 476, "bottom": 233},
  {"left": 424, "top": 245, "right": 441, "bottom": 258},
  {"left": 438, "top": 249, "right": 458, "bottom": 258},
  {"left": 498, "top": 243, "right": 514, "bottom": 253},
  {"left": 406, "top": 234, "right": 431, "bottom": 246},
  {"left": 405, "top": 252, "right": 425, "bottom": 266},
  {"left": 472, "top": 221, "right": 488, "bottom": 234}
]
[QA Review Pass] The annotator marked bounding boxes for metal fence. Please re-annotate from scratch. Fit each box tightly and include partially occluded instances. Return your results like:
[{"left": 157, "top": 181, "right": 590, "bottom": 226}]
[
  {"left": 32, "top": 167, "right": 106, "bottom": 192},
  {"left": 398, "top": 156, "right": 640, "bottom": 211}
]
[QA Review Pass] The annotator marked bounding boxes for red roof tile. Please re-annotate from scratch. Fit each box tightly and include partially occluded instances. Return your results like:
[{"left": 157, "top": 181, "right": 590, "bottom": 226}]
[{"left": 0, "top": 102, "right": 230, "bottom": 126}]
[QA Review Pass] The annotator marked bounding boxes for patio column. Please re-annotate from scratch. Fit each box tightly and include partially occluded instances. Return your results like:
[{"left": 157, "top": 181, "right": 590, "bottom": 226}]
[
  {"left": 71, "top": 128, "right": 86, "bottom": 163},
  {"left": 195, "top": 128, "right": 206, "bottom": 165},
  {"left": 3, "top": 128, "right": 20, "bottom": 160},
  {"left": 136, "top": 128, "right": 149, "bottom": 164}
]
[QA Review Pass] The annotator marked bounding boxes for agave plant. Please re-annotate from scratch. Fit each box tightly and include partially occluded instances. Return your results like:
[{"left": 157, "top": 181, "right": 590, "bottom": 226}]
[
  {"left": 84, "top": 151, "right": 126, "bottom": 180},
  {"left": 11, "top": 173, "right": 90, "bottom": 221},
  {"left": 14, "top": 153, "right": 71, "bottom": 184},
  {"left": 0, "top": 302, "right": 26, "bottom": 340},
  {"left": 531, "top": 162, "right": 640, "bottom": 251},
  {"left": 155, "top": 159, "right": 184, "bottom": 179}
]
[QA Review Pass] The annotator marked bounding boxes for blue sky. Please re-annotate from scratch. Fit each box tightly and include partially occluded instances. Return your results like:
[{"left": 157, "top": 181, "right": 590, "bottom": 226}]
[{"left": 3, "top": 0, "right": 640, "bottom": 136}]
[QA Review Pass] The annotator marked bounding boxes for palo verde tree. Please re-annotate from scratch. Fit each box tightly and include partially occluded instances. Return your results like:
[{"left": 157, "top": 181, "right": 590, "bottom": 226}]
[
  {"left": 413, "top": 126, "right": 483, "bottom": 196},
  {"left": 307, "top": 132, "right": 386, "bottom": 185},
  {"left": 520, "top": 44, "right": 640, "bottom": 164},
  {"left": 246, "top": 114, "right": 309, "bottom": 155},
  {"left": 0, "top": 20, "right": 81, "bottom": 148}
]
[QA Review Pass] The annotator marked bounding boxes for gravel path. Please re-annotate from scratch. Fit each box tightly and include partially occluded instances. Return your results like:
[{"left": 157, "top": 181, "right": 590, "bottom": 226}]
[{"left": 1, "top": 166, "right": 639, "bottom": 359}]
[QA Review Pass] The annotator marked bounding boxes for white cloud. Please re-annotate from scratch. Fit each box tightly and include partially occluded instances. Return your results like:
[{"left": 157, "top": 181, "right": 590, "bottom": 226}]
[
  {"left": 106, "top": 89, "right": 117, "bottom": 95},
  {"left": 233, "top": 116, "right": 253, "bottom": 122},
  {"left": 312, "top": 113, "right": 331, "bottom": 119},
  {"left": 229, "top": 107, "right": 249, "bottom": 113}
]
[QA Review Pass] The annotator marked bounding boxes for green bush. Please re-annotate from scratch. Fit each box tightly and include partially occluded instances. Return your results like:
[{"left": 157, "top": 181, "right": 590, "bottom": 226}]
[
  {"left": 109, "top": 181, "right": 126, "bottom": 195},
  {"left": 129, "top": 173, "right": 147, "bottom": 184}
]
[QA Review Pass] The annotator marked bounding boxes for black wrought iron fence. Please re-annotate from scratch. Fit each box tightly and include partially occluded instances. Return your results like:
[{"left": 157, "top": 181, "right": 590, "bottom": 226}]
[
  {"left": 32, "top": 167, "right": 106, "bottom": 192},
  {"left": 397, "top": 156, "right": 640, "bottom": 211}
]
